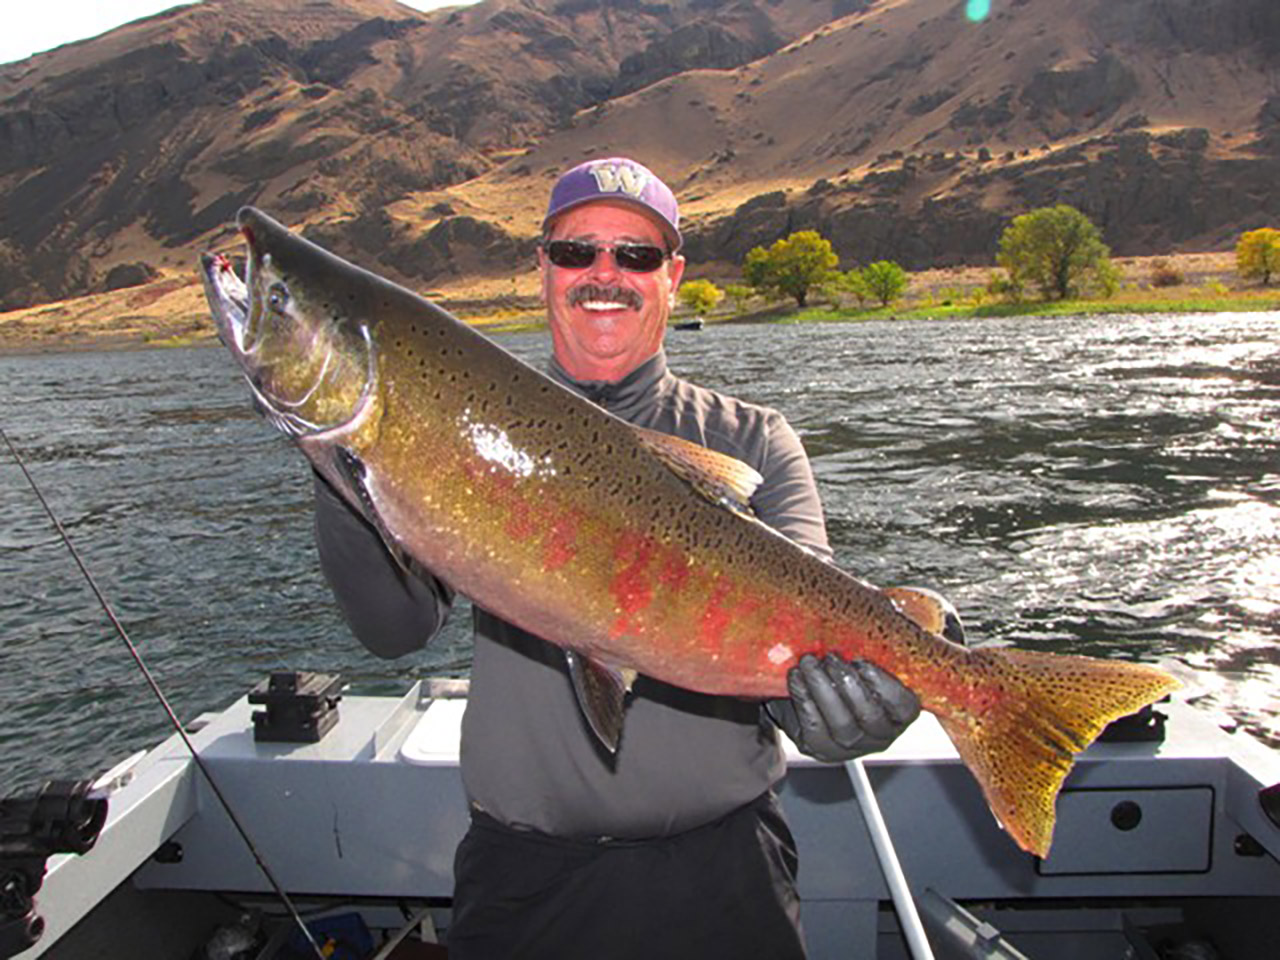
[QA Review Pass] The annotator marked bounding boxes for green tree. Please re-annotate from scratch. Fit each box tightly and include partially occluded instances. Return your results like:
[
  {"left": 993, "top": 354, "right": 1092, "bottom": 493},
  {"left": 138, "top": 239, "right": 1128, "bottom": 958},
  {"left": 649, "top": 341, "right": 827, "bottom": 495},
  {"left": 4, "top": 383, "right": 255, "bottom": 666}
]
[
  {"left": 743, "top": 230, "right": 839, "bottom": 307},
  {"left": 723, "top": 283, "right": 755, "bottom": 313},
  {"left": 997, "top": 205, "right": 1113, "bottom": 300},
  {"left": 838, "top": 268, "right": 872, "bottom": 307},
  {"left": 860, "top": 261, "right": 909, "bottom": 306},
  {"left": 1236, "top": 227, "right": 1280, "bottom": 285},
  {"left": 677, "top": 278, "right": 724, "bottom": 315}
]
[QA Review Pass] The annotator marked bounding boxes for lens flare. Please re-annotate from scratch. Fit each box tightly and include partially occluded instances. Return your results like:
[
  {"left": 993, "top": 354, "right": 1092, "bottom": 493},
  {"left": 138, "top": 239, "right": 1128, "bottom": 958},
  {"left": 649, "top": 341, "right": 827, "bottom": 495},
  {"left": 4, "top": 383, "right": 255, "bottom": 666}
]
[{"left": 966, "top": 0, "right": 992, "bottom": 22}]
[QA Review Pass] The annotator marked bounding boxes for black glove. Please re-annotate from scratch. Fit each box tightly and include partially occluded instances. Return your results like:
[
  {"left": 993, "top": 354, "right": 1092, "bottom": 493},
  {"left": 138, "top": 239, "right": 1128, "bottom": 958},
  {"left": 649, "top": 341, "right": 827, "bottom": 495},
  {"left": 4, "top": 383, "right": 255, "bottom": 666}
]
[{"left": 767, "top": 654, "right": 921, "bottom": 762}]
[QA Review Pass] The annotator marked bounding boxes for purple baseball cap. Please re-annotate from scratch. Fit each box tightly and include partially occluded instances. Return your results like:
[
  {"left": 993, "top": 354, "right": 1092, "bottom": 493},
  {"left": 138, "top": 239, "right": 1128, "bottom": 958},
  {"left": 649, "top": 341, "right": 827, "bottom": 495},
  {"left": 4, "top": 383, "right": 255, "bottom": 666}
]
[{"left": 542, "top": 157, "right": 681, "bottom": 250}]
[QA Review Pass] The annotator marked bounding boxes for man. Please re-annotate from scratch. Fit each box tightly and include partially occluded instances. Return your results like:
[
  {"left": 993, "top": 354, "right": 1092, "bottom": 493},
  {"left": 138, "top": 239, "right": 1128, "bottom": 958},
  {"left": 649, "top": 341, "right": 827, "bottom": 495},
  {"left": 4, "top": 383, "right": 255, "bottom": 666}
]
[{"left": 314, "top": 157, "right": 921, "bottom": 959}]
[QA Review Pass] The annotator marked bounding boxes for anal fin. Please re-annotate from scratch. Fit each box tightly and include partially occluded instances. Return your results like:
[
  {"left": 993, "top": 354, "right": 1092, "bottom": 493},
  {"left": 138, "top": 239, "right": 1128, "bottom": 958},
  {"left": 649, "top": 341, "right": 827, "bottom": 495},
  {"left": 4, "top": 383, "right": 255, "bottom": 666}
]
[{"left": 565, "top": 650, "right": 633, "bottom": 753}]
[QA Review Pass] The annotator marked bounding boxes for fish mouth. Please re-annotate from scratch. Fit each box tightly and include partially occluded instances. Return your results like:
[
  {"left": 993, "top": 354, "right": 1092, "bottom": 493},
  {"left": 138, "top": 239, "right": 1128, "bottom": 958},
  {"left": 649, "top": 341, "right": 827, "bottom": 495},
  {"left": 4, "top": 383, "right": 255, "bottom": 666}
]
[
  {"left": 201, "top": 209, "right": 274, "bottom": 357},
  {"left": 200, "top": 208, "right": 378, "bottom": 441},
  {"left": 200, "top": 250, "right": 253, "bottom": 356}
]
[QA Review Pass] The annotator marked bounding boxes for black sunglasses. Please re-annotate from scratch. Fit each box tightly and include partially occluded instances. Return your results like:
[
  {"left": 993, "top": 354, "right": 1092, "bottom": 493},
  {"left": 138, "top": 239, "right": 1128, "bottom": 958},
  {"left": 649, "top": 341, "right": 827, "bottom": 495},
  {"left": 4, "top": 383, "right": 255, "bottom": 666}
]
[{"left": 543, "top": 239, "right": 669, "bottom": 273}]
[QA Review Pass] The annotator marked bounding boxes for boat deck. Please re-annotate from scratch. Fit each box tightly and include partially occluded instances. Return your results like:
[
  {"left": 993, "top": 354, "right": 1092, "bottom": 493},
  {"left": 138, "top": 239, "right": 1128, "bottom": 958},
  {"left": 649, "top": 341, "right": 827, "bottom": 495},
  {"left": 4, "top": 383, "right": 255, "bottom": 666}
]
[{"left": 18, "top": 687, "right": 1280, "bottom": 959}]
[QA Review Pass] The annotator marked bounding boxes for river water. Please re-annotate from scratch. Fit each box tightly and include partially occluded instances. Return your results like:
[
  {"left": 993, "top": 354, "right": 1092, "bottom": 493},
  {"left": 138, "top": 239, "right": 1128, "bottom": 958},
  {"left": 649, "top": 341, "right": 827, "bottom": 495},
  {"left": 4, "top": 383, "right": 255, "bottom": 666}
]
[{"left": 2, "top": 312, "right": 1277, "bottom": 791}]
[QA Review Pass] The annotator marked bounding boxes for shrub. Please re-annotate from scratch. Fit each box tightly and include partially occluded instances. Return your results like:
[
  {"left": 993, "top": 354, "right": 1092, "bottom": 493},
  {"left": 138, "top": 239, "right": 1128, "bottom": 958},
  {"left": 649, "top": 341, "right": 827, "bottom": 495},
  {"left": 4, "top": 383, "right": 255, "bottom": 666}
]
[
  {"left": 846, "top": 269, "right": 874, "bottom": 307},
  {"left": 1093, "top": 259, "right": 1121, "bottom": 299},
  {"left": 816, "top": 279, "right": 846, "bottom": 309},
  {"left": 859, "top": 261, "right": 909, "bottom": 306},
  {"left": 1149, "top": 258, "right": 1184, "bottom": 288},
  {"left": 677, "top": 278, "right": 723, "bottom": 315},
  {"left": 723, "top": 283, "right": 755, "bottom": 313},
  {"left": 1236, "top": 228, "right": 1280, "bottom": 285},
  {"left": 985, "top": 271, "right": 1024, "bottom": 302}
]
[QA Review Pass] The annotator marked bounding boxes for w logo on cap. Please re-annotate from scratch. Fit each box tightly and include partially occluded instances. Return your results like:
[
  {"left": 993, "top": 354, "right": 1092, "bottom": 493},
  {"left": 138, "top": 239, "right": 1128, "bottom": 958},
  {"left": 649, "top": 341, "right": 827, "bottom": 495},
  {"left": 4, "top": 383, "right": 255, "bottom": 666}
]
[
  {"left": 544, "top": 156, "right": 681, "bottom": 249},
  {"left": 589, "top": 162, "right": 649, "bottom": 198}
]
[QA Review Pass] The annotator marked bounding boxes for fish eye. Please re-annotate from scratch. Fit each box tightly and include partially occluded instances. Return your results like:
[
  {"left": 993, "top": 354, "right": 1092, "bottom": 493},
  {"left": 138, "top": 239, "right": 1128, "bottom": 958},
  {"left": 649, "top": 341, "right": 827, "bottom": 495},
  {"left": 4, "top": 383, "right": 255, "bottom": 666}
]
[{"left": 267, "top": 283, "right": 290, "bottom": 314}]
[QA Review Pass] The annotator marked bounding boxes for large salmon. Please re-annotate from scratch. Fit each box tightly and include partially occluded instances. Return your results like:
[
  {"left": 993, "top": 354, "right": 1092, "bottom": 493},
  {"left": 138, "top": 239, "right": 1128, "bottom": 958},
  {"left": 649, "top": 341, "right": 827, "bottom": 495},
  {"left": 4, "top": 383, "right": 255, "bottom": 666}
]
[{"left": 201, "top": 208, "right": 1179, "bottom": 857}]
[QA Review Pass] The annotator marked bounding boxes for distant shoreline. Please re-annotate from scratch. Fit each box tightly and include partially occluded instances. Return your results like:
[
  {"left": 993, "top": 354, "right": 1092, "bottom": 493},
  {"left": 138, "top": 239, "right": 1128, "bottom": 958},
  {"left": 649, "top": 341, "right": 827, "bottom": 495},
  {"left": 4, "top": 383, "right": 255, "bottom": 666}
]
[
  {"left": 775, "top": 291, "right": 1280, "bottom": 326},
  {"left": 5, "top": 297, "right": 1277, "bottom": 358},
  {"left": 2, "top": 251, "right": 1275, "bottom": 356}
]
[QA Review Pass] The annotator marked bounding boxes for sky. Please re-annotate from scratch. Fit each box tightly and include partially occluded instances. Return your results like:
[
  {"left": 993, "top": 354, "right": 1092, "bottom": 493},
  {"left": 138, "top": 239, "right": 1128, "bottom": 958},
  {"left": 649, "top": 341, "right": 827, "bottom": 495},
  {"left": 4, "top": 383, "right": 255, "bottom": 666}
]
[{"left": 0, "top": 0, "right": 478, "bottom": 66}]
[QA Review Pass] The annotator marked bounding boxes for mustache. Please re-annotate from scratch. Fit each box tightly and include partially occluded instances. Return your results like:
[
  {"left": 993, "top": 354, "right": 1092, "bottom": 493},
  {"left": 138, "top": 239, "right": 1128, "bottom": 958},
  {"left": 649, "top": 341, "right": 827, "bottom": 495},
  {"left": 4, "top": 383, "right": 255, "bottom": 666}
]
[{"left": 567, "top": 284, "right": 643, "bottom": 310}]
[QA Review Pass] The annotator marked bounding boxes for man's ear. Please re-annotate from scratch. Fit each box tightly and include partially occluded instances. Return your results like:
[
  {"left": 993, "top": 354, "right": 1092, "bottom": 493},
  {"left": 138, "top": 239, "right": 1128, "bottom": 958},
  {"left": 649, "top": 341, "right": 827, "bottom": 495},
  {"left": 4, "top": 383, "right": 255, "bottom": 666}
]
[
  {"left": 668, "top": 252, "right": 687, "bottom": 292},
  {"left": 536, "top": 244, "right": 549, "bottom": 303}
]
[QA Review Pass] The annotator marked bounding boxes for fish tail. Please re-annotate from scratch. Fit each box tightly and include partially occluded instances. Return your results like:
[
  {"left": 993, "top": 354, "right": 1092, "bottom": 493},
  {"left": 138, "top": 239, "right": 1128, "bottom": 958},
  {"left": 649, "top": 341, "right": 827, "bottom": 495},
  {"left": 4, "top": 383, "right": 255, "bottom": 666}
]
[{"left": 930, "top": 647, "right": 1180, "bottom": 858}]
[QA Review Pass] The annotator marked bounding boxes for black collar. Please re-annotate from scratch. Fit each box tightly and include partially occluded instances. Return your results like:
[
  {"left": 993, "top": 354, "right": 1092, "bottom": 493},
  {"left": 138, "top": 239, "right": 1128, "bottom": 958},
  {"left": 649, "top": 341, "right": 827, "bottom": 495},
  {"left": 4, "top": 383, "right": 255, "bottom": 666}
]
[{"left": 547, "top": 351, "right": 672, "bottom": 419}]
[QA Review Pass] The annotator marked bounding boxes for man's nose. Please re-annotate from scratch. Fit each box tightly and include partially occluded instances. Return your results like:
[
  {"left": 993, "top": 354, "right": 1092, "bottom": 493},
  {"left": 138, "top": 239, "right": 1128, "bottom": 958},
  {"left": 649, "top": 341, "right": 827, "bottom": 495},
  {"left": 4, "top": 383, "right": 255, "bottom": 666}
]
[{"left": 586, "top": 246, "right": 624, "bottom": 280}]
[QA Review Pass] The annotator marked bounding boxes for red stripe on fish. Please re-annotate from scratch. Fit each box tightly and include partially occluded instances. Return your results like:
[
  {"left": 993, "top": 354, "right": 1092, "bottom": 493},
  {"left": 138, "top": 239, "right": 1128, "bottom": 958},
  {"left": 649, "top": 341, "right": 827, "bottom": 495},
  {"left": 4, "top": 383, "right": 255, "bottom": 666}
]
[
  {"left": 610, "top": 530, "right": 657, "bottom": 637},
  {"left": 697, "top": 577, "right": 734, "bottom": 655},
  {"left": 542, "top": 511, "right": 580, "bottom": 572}
]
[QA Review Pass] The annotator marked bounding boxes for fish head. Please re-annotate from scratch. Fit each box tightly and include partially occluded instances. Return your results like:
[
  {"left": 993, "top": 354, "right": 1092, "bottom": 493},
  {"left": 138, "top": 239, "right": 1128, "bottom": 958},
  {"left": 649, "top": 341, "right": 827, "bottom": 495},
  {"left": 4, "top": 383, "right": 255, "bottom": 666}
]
[{"left": 201, "top": 207, "right": 375, "bottom": 440}]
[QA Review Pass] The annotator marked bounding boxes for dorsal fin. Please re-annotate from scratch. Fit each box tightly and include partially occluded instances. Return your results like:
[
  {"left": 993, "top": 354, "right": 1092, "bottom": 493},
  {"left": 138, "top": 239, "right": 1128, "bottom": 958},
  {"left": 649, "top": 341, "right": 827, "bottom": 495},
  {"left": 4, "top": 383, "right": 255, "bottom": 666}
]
[
  {"left": 883, "top": 586, "right": 968, "bottom": 647},
  {"left": 632, "top": 425, "right": 762, "bottom": 515}
]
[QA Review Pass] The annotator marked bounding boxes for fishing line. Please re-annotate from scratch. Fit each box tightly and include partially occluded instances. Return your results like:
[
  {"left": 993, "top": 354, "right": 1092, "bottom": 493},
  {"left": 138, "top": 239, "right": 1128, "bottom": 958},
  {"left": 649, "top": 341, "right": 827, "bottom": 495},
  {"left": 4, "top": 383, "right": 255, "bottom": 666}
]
[{"left": 1, "top": 426, "right": 327, "bottom": 960}]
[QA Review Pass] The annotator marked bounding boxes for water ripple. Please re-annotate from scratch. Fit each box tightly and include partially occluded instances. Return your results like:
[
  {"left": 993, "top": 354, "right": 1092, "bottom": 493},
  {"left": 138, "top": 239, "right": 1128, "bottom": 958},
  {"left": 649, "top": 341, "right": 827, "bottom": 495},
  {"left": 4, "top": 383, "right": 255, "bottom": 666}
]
[{"left": 1, "top": 314, "right": 1277, "bottom": 790}]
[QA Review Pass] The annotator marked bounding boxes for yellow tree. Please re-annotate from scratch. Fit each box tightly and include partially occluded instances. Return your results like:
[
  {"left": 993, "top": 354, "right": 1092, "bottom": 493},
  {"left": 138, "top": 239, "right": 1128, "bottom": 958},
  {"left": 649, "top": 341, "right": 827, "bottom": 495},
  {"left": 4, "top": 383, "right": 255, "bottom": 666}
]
[
  {"left": 677, "top": 279, "right": 724, "bottom": 315},
  {"left": 1236, "top": 228, "right": 1280, "bottom": 285},
  {"left": 743, "top": 231, "right": 838, "bottom": 307}
]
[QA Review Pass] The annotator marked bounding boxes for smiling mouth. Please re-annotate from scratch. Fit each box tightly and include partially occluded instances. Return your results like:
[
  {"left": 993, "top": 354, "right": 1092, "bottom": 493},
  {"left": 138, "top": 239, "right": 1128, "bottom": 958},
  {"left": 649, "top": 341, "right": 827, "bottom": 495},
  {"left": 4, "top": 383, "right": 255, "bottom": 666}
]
[{"left": 568, "top": 284, "right": 642, "bottom": 311}]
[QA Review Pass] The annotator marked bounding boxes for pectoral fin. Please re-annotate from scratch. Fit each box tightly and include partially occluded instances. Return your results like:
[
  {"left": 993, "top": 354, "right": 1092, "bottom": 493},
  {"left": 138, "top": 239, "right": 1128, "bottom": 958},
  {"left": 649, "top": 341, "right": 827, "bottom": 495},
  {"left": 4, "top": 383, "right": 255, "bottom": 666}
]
[
  {"left": 632, "top": 426, "right": 762, "bottom": 515},
  {"left": 565, "top": 650, "right": 636, "bottom": 752},
  {"left": 331, "top": 446, "right": 415, "bottom": 574}
]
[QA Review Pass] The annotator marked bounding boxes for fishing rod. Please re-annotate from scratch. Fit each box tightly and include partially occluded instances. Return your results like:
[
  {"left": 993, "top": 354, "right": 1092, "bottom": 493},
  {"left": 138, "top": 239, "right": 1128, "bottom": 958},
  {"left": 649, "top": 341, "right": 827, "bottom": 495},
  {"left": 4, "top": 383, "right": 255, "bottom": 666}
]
[{"left": 1, "top": 426, "right": 327, "bottom": 960}]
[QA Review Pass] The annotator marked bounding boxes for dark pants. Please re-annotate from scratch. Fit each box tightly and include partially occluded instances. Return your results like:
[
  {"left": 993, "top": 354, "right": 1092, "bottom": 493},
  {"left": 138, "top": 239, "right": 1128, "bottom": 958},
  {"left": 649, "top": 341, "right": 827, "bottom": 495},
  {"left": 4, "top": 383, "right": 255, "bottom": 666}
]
[{"left": 447, "top": 792, "right": 806, "bottom": 960}]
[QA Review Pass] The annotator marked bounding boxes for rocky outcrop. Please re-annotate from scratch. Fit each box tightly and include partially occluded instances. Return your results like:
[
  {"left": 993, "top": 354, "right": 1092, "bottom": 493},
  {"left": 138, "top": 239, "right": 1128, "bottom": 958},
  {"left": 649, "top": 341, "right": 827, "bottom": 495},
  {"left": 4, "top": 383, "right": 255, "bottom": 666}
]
[
  {"left": 103, "top": 262, "right": 160, "bottom": 291},
  {"left": 303, "top": 210, "right": 535, "bottom": 288},
  {"left": 1257, "top": 96, "right": 1280, "bottom": 154},
  {"left": 1020, "top": 55, "right": 1139, "bottom": 140},
  {"left": 686, "top": 129, "right": 1280, "bottom": 267},
  {"left": 615, "top": 22, "right": 780, "bottom": 96},
  {"left": 1090, "top": 0, "right": 1280, "bottom": 57}
]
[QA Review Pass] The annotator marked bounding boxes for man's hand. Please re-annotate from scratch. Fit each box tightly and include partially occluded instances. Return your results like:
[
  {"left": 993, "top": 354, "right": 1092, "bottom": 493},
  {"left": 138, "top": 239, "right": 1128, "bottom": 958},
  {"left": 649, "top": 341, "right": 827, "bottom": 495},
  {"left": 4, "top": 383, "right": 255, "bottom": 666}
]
[{"left": 767, "top": 655, "right": 921, "bottom": 762}]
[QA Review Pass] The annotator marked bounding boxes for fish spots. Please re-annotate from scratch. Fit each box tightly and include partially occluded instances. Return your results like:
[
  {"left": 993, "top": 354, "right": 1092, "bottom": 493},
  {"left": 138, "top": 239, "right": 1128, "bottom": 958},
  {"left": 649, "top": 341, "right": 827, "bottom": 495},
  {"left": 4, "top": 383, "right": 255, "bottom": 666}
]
[{"left": 966, "top": 686, "right": 1008, "bottom": 715}]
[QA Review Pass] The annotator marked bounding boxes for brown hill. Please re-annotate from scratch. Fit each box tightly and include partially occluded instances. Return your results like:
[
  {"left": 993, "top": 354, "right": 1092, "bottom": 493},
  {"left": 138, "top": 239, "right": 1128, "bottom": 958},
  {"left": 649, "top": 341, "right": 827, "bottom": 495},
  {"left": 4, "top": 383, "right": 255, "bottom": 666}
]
[{"left": 0, "top": 0, "right": 1277, "bottom": 316}]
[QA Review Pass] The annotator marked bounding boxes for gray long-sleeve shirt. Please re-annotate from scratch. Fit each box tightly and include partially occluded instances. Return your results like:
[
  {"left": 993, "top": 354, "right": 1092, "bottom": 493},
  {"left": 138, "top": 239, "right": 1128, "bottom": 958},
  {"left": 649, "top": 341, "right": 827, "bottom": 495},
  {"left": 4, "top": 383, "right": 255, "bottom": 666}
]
[{"left": 315, "top": 349, "right": 830, "bottom": 839}]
